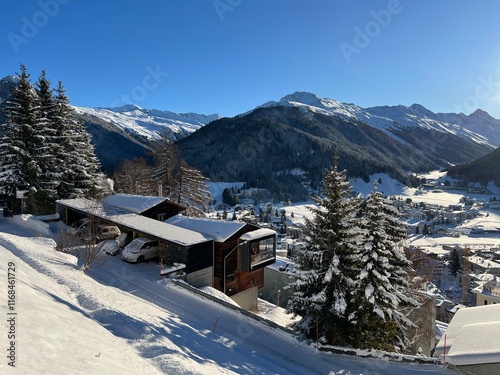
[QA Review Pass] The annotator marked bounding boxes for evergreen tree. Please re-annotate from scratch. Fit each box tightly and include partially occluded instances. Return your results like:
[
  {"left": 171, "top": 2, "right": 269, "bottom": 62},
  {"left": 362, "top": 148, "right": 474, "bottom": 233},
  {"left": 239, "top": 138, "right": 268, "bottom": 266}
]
[
  {"left": 288, "top": 157, "right": 362, "bottom": 346},
  {"left": 53, "top": 81, "right": 102, "bottom": 199},
  {"left": 450, "top": 248, "right": 460, "bottom": 276},
  {"left": 349, "top": 186, "right": 417, "bottom": 350},
  {"left": 30, "top": 70, "right": 60, "bottom": 211},
  {"left": 0, "top": 64, "right": 41, "bottom": 196}
]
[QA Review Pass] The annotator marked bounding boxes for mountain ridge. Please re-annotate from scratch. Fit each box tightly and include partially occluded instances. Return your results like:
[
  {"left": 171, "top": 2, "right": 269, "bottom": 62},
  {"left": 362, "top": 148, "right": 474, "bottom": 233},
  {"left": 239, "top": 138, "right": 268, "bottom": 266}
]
[
  {"left": 254, "top": 91, "right": 500, "bottom": 148},
  {"left": 74, "top": 104, "right": 220, "bottom": 143},
  {"left": 1, "top": 73, "right": 499, "bottom": 192}
]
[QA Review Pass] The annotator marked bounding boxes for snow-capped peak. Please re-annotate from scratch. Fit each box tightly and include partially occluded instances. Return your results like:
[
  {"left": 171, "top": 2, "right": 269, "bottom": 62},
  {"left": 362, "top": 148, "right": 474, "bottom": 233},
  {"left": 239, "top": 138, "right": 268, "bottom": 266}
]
[
  {"left": 253, "top": 91, "right": 361, "bottom": 122},
  {"left": 251, "top": 91, "right": 500, "bottom": 148},
  {"left": 74, "top": 105, "right": 220, "bottom": 141},
  {"left": 279, "top": 91, "right": 325, "bottom": 107}
]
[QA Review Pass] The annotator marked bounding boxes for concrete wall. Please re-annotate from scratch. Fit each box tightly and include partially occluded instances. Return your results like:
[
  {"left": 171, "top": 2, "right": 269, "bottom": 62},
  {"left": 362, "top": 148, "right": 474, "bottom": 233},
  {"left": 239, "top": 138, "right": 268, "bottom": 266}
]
[
  {"left": 406, "top": 296, "right": 436, "bottom": 357},
  {"left": 230, "top": 285, "right": 258, "bottom": 311},
  {"left": 259, "top": 268, "right": 294, "bottom": 307},
  {"left": 186, "top": 267, "right": 213, "bottom": 288}
]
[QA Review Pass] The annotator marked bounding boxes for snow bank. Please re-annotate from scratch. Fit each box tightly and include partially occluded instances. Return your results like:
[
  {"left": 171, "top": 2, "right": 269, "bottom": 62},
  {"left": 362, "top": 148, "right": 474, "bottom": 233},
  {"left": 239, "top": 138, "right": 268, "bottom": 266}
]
[
  {"left": 199, "top": 286, "right": 241, "bottom": 307},
  {"left": 5, "top": 215, "right": 51, "bottom": 236}
]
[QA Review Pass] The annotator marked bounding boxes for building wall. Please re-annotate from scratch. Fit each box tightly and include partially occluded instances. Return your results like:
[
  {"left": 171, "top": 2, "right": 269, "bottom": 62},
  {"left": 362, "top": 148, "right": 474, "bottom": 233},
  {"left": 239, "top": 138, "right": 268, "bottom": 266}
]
[
  {"left": 230, "top": 286, "right": 258, "bottom": 311},
  {"left": 260, "top": 268, "right": 294, "bottom": 306},
  {"left": 186, "top": 267, "right": 213, "bottom": 288},
  {"left": 474, "top": 292, "right": 500, "bottom": 306},
  {"left": 225, "top": 268, "right": 264, "bottom": 297},
  {"left": 142, "top": 201, "right": 186, "bottom": 221},
  {"left": 405, "top": 296, "right": 436, "bottom": 357}
]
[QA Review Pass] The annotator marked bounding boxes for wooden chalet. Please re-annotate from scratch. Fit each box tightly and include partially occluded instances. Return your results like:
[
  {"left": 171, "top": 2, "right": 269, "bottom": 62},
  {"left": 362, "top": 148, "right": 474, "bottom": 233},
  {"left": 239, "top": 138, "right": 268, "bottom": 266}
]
[{"left": 166, "top": 215, "right": 276, "bottom": 309}]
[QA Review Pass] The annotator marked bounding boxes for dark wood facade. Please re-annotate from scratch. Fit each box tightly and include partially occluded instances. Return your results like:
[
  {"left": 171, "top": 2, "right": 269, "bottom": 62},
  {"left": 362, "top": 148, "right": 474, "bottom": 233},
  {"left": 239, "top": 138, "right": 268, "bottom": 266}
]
[
  {"left": 213, "top": 223, "right": 268, "bottom": 296},
  {"left": 159, "top": 240, "right": 213, "bottom": 274},
  {"left": 141, "top": 200, "right": 186, "bottom": 221}
]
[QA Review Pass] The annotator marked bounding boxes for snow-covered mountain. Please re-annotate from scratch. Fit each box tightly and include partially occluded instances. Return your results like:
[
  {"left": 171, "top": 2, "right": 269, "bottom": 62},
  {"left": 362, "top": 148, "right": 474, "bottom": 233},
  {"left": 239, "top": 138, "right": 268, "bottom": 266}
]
[
  {"left": 74, "top": 104, "right": 220, "bottom": 142},
  {"left": 256, "top": 91, "right": 500, "bottom": 148},
  {"left": 0, "top": 75, "right": 18, "bottom": 105}
]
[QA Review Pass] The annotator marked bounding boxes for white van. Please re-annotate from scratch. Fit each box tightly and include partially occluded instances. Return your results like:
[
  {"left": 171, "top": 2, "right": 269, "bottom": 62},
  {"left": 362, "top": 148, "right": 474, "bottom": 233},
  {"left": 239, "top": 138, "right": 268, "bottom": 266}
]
[{"left": 121, "top": 238, "right": 159, "bottom": 263}]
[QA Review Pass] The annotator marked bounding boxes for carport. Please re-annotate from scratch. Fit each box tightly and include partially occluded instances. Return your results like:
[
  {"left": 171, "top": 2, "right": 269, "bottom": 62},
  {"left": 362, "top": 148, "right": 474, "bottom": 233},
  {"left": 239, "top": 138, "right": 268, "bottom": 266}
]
[{"left": 57, "top": 198, "right": 215, "bottom": 287}]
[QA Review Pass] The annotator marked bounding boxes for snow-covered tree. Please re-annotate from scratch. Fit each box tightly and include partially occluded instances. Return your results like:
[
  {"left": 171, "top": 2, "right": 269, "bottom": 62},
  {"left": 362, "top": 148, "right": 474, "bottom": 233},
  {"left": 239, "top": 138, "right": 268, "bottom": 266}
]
[
  {"left": 349, "top": 186, "right": 417, "bottom": 350},
  {"left": 288, "top": 157, "right": 362, "bottom": 346},
  {"left": 29, "top": 70, "right": 60, "bottom": 212},
  {"left": 0, "top": 64, "right": 41, "bottom": 196},
  {"left": 53, "top": 81, "right": 102, "bottom": 199}
]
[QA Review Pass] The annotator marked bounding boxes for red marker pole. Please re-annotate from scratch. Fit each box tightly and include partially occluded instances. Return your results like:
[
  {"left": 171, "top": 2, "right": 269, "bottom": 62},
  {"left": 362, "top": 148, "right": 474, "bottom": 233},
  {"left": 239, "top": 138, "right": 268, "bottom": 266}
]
[{"left": 213, "top": 315, "right": 220, "bottom": 333}]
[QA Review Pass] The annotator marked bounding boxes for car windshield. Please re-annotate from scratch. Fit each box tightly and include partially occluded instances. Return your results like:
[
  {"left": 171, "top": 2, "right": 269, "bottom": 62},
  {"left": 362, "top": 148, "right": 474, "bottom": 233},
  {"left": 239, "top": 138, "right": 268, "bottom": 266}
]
[{"left": 127, "top": 240, "right": 147, "bottom": 253}]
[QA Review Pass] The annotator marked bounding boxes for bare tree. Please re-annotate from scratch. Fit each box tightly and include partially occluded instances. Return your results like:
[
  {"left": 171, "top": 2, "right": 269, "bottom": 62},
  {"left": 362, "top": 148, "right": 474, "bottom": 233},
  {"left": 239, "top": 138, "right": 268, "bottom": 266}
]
[
  {"left": 173, "top": 160, "right": 211, "bottom": 217},
  {"left": 150, "top": 134, "right": 211, "bottom": 217},
  {"left": 151, "top": 136, "right": 179, "bottom": 197},
  {"left": 113, "top": 157, "right": 158, "bottom": 195}
]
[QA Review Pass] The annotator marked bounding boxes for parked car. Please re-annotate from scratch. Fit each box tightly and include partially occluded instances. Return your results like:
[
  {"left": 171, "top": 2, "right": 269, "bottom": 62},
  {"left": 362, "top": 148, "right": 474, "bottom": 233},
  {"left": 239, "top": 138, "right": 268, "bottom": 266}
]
[
  {"left": 115, "top": 232, "right": 133, "bottom": 249},
  {"left": 78, "top": 225, "right": 121, "bottom": 244},
  {"left": 121, "top": 238, "right": 159, "bottom": 263},
  {"left": 66, "top": 218, "right": 88, "bottom": 236},
  {"left": 98, "top": 239, "right": 121, "bottom": 256}
]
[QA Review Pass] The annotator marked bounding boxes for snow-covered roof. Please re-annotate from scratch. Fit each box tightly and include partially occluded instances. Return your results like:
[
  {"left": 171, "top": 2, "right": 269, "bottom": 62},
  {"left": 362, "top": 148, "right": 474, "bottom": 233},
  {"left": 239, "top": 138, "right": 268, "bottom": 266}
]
[
  {"left": 165, "top": 214, "right": 247, "bottom": 242},
  {"left": 57, "top": 198, "right": 212, "bottom": 246},
  {"left": 239, "top": 228, "right": 276, "bottom": 242},
  {"left": 101, "top": 194, "right": 178, "bottom": 214},
  {"left": 468, "top": 255, "right": 500, "bottom": 269},
  {"left": 447, "top": 321, "right": 500, "bottom": 366},
  {"left": 434, "top": 303, "right": 500, "bottom": 365}
]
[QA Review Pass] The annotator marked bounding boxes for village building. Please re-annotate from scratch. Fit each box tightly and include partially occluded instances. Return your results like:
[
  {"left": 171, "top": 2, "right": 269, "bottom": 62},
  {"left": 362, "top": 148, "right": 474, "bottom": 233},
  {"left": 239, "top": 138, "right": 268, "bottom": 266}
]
[
  {"left": 434, "top": 303, "right": 500, "bottom": 374},
  {"left": 165, "top": 215, "right": 276, "bottom": 310},
  {"left": 57, "top": 194, "right": 276, "bottom": 310},
  {"left": 472, "top": 277, "right": 500, "bottom": 306}
]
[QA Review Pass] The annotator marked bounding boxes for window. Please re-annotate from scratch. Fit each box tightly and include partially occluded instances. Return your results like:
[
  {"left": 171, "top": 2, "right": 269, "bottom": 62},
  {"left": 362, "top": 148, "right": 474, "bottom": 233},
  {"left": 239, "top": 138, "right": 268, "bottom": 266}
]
[{"left": 250, "top": 236, "right": 275, "bottom": 269}]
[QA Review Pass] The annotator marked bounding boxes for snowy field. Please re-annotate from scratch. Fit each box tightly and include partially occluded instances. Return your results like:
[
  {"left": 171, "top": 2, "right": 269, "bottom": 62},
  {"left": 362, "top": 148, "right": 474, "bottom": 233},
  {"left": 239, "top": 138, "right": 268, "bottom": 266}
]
[{"left": 0, "top": 215, "right": 458, "bottom": 374}]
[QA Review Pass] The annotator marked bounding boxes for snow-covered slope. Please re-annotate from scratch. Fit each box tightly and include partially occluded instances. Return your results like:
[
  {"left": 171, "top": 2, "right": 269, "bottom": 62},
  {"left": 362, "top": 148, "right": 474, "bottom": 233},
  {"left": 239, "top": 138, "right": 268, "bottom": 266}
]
[
  {"left": 0, "top": 217, "right": 458, "bottom": 375},
  {"left": 74, "top": 104, "right": 220, "bottom": 141},
  {"left": 256, "top": 91, "right": 500, "bottom": 147}
]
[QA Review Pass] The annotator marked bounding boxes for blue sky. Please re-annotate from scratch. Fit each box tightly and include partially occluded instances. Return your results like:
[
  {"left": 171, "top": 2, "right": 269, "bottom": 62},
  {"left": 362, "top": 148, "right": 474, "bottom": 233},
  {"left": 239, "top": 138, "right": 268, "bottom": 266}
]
[{"left": 2, "top": 0, "right": 500, "bottom": 118}]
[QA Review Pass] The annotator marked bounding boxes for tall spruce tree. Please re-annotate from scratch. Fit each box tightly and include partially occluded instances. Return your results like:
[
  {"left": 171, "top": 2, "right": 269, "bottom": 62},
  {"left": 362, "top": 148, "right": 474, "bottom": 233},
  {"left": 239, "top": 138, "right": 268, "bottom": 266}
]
[
  {"left": 287, "top": 157, "right": 362, "bottom": 345},
  {"left": 349, "top": 186, "right": 417, "bottom": 350},
  {"left": 0, "top": 65, "right": 44, "bottom": 198},
  {"left": 30, "top": 70, "right": 60, "bottom": 211},
  {"left": 53, "top": 81, "right": 102, "bottom": 199}
]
